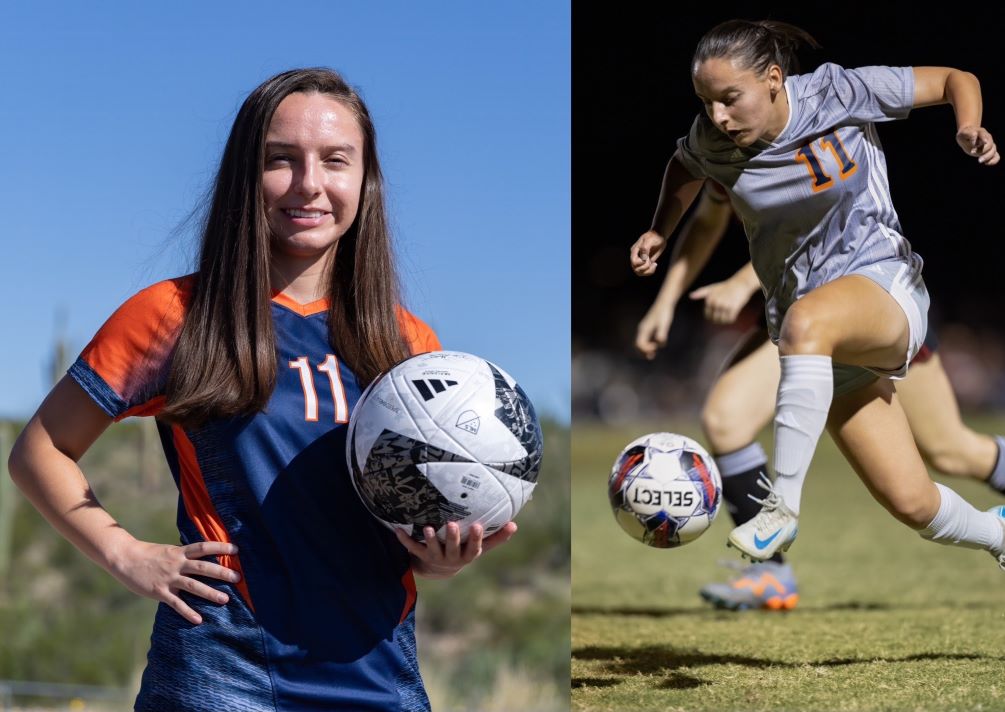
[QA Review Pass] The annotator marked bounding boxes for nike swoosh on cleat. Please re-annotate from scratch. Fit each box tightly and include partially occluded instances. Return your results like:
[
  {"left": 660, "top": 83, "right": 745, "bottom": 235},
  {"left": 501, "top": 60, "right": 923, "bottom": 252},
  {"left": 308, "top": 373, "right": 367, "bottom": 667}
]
[{"left": 753, "top": 529, "right": 782, "bottom": 550}]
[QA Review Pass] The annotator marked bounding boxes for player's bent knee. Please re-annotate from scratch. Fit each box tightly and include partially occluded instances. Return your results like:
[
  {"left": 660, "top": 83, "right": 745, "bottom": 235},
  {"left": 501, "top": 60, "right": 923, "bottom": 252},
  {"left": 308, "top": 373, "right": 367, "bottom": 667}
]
[
  {"left": 700, "top": 405, "right": 727, "bottom": 451},
  {"left": 777, "top": 304, "right": 832, "bottom": 356},
  {"left": 921, "top": 432, "right": 991, "bottom": 480},
  {"left": 883, "top": 489, "right": 938, "bottom": 529},
  {"left": 923, "top": 449, "right": 974, "bottom": 479},
  {"left": 701, "top": 403, "right": 756, "bottom": 453}
]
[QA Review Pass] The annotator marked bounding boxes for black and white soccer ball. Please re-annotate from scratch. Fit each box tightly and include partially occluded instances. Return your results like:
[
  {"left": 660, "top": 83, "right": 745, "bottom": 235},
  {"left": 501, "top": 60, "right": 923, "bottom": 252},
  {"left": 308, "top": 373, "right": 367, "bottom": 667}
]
[
  {"left": 347, "top": 351, "right": 543, "bottom": 542},
  {"left": 608, "top": 432, "right": 722, "bottom": 548}
]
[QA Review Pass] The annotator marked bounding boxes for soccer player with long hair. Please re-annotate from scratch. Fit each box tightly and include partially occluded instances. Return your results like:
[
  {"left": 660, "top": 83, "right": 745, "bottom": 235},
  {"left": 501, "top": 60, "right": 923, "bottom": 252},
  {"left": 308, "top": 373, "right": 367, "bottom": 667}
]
[
  {"left": 9, "top": 68, "right": 514, "bottom": 711},
  {"left": 636, "top": 181, "right": 1005, "bottom": 609},
  {"left": 630, "top": 20, "right": 1004, "bottom": 574}
]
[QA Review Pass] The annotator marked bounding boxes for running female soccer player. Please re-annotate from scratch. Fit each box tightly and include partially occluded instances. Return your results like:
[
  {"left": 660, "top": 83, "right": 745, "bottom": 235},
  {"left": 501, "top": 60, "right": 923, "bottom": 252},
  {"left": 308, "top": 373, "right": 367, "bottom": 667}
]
[
  {"left": 637, "top": 181, "right": 1005, "bottom": 609},
  {"left": 8, "top": 68, "right": 514, "bottom": 711},
  {"left": 630, "top": 20, "right": 1004, "bottom": 571}
]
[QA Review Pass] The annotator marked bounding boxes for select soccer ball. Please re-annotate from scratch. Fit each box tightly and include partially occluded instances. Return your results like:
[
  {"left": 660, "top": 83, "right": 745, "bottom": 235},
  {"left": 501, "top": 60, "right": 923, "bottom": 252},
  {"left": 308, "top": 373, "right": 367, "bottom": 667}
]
[
  {"left": 608, "top": 432, "right": 722, "bottom": 548},
  {"left": 347, "top": 351, "right": 543, "bottom": 543}
]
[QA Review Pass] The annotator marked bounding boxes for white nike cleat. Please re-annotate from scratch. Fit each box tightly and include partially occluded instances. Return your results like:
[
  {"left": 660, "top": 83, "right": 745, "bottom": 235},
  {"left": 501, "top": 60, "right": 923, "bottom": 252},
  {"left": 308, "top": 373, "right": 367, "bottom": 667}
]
[
  {"left": 727, "top": 475, "right": 799, "bottom": 561},
  {"left": 987, "top": 505, "right": 1005, "bottom": 572}
]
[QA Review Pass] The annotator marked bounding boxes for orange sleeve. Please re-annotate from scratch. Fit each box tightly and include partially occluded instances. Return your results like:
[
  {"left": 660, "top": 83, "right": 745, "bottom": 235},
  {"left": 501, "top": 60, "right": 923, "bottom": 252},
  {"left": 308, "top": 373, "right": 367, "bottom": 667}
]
[
  {"left": 69, "top": 276, "right": 192, "bottom": 420},
  {"left": 397, "top": 307, "right": 441, "bottom": 355}
]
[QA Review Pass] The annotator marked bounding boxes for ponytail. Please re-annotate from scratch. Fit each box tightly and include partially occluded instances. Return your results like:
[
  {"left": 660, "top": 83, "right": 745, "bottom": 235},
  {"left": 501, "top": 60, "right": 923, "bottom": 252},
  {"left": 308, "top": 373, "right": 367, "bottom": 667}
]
[{"left": 692, "top": 19, "right": 820, "bottom": 78}]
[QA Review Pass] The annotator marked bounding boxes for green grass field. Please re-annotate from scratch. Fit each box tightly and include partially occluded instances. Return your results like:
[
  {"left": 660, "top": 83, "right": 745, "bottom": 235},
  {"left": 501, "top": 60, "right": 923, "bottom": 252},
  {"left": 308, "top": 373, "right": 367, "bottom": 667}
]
[{"left": 573, "top": 420, "right": 1005, "bottom": 712}]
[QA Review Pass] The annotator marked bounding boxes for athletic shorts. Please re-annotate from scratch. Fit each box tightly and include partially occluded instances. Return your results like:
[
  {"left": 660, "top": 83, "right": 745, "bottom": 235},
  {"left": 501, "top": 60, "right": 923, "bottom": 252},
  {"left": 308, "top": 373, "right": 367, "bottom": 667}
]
[
  {"left": 831, "top": 260, "right": 930, "bottom": 397},
  {"left": 756, "top": 311, "right": 938, "bottom": 361},
  {"left": 911, "top": 322, "right": 939, "bottom": 364}
]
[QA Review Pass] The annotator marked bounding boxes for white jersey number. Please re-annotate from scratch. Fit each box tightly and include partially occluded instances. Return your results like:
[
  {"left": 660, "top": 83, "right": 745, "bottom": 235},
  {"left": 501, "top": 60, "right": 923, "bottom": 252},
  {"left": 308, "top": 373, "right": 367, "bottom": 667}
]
[{"left": 289, "top": 355, "right": 349, "bottom": 423}]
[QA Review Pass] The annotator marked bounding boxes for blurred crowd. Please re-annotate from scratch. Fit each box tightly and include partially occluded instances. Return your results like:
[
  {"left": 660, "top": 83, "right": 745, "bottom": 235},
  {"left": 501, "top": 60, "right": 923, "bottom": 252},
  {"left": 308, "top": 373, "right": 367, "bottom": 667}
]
[{"left": 573, "top": 311, "right": 1005, "bottom": 425}]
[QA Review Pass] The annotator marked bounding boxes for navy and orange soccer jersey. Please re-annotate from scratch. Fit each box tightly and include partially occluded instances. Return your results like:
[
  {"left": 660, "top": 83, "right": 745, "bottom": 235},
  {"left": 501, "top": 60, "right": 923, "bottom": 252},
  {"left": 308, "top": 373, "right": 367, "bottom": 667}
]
[{"left": 69, "top": 276, "right": 440, "bottom": 711}]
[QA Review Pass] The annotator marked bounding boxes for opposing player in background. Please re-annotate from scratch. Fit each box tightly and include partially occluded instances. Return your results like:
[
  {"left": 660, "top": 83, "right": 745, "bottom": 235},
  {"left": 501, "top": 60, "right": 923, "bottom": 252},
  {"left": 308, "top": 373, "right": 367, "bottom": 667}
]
[
  {"left": 636, "top": 181, "right": 1005, "bottom": 610},
  {"left": 8, "top": 68, "right": 514, "bottom": 711},
  {"left": 630, "top": 20, "right": 1004, "bottom": 577}
]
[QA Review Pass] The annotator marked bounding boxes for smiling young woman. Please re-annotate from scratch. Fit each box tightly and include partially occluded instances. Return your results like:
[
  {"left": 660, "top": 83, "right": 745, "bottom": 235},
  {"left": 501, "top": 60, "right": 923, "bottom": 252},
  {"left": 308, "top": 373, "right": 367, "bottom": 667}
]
[
  {"left": 262, "top": 92, "right": 366, "bottom": 284},
  {"left": 8, "top": 68, "right": 515, "bottom": 711}
]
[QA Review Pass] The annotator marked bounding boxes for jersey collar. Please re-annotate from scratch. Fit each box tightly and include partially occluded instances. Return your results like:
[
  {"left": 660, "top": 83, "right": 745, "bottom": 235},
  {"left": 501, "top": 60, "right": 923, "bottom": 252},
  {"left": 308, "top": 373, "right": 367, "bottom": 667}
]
[{"left": 271, "top": 291, "right": 330, "bottom": 317}]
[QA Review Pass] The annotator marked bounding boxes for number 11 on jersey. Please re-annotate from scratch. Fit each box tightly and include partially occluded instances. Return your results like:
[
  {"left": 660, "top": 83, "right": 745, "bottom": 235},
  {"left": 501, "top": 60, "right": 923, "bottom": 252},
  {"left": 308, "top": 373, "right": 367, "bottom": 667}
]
[
  {"left": 289, "top": 355, "right": 349, "bottom": 423},
  {"left": 795, "top": 130, "right": 858, "bottom": 192}
]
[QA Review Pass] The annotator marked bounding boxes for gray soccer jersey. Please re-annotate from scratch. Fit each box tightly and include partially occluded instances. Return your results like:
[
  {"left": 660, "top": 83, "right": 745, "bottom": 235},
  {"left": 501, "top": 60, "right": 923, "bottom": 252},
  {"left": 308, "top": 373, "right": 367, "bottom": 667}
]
[{"left": 677, "top": 63, "right": 924, "bottom": 340}]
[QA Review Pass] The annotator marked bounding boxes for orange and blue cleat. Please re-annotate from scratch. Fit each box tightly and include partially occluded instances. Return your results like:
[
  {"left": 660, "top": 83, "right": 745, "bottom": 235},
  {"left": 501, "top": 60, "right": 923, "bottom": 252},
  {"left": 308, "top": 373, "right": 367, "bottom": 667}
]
[{"left": 699, "top": 561, "right": 799, "bottom": 611}]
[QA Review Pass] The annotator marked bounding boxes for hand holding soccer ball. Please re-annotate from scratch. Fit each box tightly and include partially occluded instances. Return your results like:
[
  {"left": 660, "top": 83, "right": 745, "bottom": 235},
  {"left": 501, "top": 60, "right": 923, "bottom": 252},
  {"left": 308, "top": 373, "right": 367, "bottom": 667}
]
[{"left": 393, "top": 521, "right": 519, "bottom": 578}]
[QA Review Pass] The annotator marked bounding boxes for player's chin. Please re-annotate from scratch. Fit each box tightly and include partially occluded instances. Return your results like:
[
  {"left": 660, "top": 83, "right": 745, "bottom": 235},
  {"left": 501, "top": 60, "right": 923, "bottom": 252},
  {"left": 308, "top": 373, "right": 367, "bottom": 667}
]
[
  {"left": 729, "top": 131, "right": 756, "bottom": 147},
  {"left": 271, "top": 231, "right": 341, "bottom": 259}
]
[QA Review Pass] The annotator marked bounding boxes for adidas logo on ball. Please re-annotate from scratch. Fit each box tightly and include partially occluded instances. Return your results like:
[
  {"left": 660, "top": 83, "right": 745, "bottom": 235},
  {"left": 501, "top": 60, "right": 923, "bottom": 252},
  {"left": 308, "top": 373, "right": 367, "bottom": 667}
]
[{"left": 412, "top": 378, "right": 459, "bottom": 401}]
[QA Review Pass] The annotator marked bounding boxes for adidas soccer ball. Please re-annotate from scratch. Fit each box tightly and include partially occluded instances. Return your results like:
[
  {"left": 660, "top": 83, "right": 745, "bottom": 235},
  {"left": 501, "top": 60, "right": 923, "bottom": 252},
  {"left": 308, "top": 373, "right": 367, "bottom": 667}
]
[
  {"left": 347, "top": 351, "right": 542, "bottom": 543},
  {"left": 608, "top": 432, "right": 721, "bottom": 548}
]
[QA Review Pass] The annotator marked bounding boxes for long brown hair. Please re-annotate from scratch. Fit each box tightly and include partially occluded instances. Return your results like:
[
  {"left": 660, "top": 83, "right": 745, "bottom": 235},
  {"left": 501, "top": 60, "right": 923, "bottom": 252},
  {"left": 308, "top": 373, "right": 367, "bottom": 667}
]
[
  {"left": 162, "top": 68, "right": 410, "bottom": 428},
  {"left": 693, "top": 20, "right": 820, "bottom": 79}
]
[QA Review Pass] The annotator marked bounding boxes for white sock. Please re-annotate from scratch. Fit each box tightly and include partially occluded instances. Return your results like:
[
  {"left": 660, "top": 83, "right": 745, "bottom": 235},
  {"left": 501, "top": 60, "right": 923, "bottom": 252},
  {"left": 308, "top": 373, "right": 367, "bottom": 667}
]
[
  {"left": 716, "top": 442, "right": 768, "bottom": 477},
  {"left": 920, "top": 483, "right": 1004, "bottom": 553},
  {"left": 771, "top": 355, "right": 833, "bottom": 515}
]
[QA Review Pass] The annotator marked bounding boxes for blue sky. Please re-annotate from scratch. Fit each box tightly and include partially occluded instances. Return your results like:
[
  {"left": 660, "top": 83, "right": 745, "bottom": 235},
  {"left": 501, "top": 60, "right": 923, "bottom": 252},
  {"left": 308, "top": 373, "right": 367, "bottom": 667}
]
[{"left": 0, "top": 2, "right": 570, "bottom": 422}]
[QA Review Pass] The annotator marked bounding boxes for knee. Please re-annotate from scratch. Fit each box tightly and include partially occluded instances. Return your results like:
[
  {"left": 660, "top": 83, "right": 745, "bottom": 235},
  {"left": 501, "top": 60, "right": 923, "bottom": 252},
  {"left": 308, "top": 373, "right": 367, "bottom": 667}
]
[
  {"left": 921, "top": 447, "right": 971, "bottom": 480},
  {"left": 700, "top": 405, "right": 732, "bottom": 453},
  {"left": 882, "top": 486, "right": 940, "bottom": 529},
  {"left": 778, "top": 303, "right": 833, "bottom": 356},
  {"left": 701, "top": 400, "right": 755, "bottom": 454},
  {"left": 919, "top": 433, "right": 991, "bottom": 480}
]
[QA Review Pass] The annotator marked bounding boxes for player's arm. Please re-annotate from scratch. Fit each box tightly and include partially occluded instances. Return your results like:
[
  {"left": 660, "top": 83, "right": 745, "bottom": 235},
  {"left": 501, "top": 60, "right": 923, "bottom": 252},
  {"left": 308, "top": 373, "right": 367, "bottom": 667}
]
[
  {"left": 913, "top": 66, "right": 999, "bottom": 165},
  {"left": 635, "top": 189, "right": 732, "bottom": 358},
  {"left": 689, "top": 260, "right": 761, "bottom": 325},
  {"left": 630, "top": 150, "right": 707, "bottom": 276},
  {"left": 8, "top": 377, "right": 238, "bottom": 624}
]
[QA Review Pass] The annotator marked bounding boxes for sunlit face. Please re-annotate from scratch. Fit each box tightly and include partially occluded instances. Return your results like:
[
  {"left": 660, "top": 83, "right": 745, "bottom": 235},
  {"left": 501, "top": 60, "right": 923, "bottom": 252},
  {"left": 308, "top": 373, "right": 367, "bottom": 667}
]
[
  {"left": 262, "top": 92, "right": 366, "bottom": 260},
  {"left": 692, "top": 57, "right": 786, "bottom": 146}
]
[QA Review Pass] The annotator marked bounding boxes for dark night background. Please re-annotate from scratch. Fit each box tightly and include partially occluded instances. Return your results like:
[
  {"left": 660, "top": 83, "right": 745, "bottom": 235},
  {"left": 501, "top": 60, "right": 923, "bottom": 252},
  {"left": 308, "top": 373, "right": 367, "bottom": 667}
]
[{"left": 573, "top": 2, "right": 1005, "bottom": 420}]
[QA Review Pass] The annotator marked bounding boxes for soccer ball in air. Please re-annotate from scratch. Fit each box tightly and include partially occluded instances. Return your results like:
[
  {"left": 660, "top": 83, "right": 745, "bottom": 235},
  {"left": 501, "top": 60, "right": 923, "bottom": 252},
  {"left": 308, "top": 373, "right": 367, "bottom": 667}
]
[
  {"left": 347, "top": 351, "right": 543, "bottom": 543},
  {"left": 608, "top": 432, "right": 722, "bottom": 548}
]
